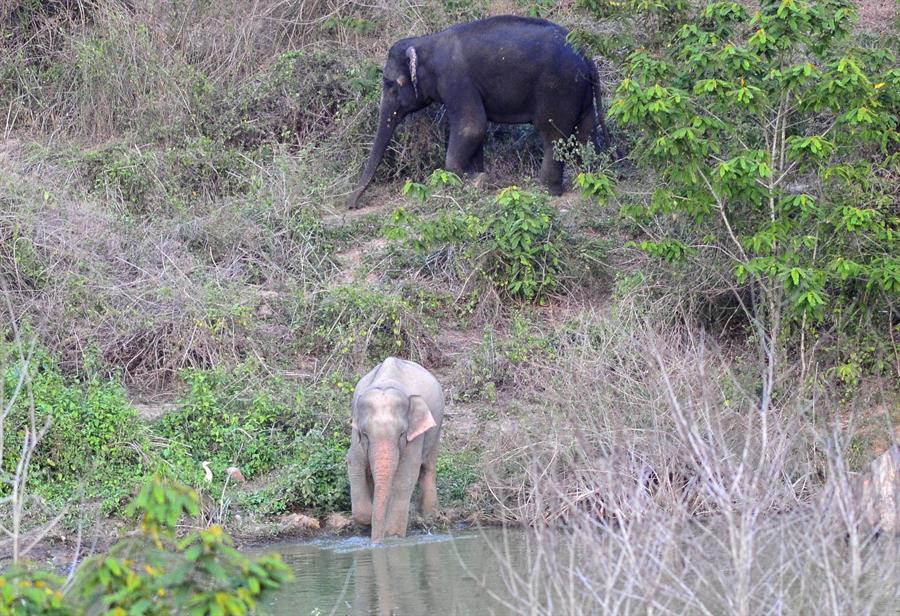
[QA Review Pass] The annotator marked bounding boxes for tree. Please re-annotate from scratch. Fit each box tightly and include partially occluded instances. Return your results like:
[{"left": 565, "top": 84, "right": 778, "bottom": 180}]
[{"left": 585, "top": 0, "right": 898, "bottom": 386}]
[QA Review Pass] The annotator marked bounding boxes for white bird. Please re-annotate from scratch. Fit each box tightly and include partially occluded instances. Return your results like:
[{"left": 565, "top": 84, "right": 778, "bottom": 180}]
[{"left": 201, "top": 460, "right": 213, "bottom": 483}]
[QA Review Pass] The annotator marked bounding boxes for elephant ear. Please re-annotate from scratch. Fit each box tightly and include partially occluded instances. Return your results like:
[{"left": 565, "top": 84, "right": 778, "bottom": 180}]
[
  {"left": 407, "top": 395, "right": 435, "bottom": 442},
  {"left": 405, "top": 46, "right": 418, "bottom": 97}
]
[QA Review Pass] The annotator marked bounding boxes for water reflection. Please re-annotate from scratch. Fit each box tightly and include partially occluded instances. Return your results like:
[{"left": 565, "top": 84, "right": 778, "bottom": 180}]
[{"left": 255, "top": 531, "right": 515, "bottom": 616}]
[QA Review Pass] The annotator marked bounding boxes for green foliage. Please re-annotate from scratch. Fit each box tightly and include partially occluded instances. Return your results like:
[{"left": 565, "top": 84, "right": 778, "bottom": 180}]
[
  {"left": 0, "top": 569, "right": 68, "bottom": 615},
  {"left": 575, "top": 171, "right": 616, "bottom": 201},
  {"left": 301, "top": 284, "right": 436, "bottom": 371},
  {"left": 240, "top": 429, "right": 351, "bottom": 515},
  {"left": 601, "top": 0, "right": 898, "bottom": 373},
  {"left": 436, "top": 451, "right": 479, "bottom": 504},
  {"left": 387, "top": 185, "right": 566, "bottom": 302},
  {"left": 402, "top": 169, "right": 463, "bottom": 204},
  {"left": 489, "top": 188, "right": 563, "bottom": 301},
  {"left": 1, "top": 338, "right": 355, "bottom": 523},
  {"left": 1, "top": 345, "right": 147, "bottom": 512},
  {"left": 157, "top": 367, "right": 291, "bottom": 486},
  {"left": 0, "top": 476, "right": 291, "bottom": 615}
]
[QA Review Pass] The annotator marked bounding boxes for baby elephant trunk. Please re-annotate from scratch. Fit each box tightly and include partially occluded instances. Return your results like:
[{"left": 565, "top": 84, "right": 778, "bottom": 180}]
[{"left": 369, "top": 440, "right": 400, "bottom": 544}]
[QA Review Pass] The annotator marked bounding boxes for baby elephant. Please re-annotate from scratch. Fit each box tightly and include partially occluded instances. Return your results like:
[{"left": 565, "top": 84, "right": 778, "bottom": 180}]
[{"left": 347, "top": 357, "right": 445, "bottom": 543}]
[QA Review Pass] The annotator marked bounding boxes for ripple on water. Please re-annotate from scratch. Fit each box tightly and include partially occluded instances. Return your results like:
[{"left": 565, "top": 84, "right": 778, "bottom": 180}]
[{"left": 255, "top": 530, "right": 518, "bottom": 616}]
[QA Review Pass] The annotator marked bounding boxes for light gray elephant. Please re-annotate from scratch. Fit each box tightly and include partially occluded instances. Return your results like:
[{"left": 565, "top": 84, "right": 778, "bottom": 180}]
[{"left": 347, "top": 357, "right": 444, "bottom": 543}]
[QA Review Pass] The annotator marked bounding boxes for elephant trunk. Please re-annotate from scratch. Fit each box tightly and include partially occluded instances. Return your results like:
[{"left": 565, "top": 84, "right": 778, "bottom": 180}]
[
  {"left": 347, "top": 98, "right": 402, "bottom": 209},
  {"left": 369, "top": 440, "right": 400, "bottom": 544}
]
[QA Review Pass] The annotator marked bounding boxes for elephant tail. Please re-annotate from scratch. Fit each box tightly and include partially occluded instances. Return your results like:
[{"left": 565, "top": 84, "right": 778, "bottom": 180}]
[{"left": 589, "top": 60, "right": 612, "bottom": 152}]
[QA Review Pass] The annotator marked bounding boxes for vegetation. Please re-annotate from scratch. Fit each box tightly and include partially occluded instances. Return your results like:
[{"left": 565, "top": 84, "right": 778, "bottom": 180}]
[
  {"left": 1, "top": 0, "right": 897, "bottom": 612},
  {"left": 387, "top": 175, "right": 568, "bottom": 302},
  {"left": 1, "top": 475, "right": 291, "bottom": 614}
]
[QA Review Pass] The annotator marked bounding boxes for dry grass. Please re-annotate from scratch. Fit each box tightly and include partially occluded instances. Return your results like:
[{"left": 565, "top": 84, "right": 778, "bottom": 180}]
[
  {"left": 0, "top": 149, "right": 340, "bottom": 389},
  {"left": 478, "top": 305, "right": 898, "bottom": 614}
]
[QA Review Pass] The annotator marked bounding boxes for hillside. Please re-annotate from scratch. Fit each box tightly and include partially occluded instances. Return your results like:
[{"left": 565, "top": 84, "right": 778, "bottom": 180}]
[{"left": 2, "top": 0, "right": 898, "bottom": 566}]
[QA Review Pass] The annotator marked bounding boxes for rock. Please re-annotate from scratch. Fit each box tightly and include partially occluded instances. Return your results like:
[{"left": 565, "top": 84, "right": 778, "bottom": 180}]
[
  {"left": 325, "top": 513, "right": 352, "bottom": 532},
  {"left": 857, "top": 444, "right": 899, "bottom": 534},
  {"left": 225, "top": 466, "right": 246, "bottom": 482},
  {"left": 278, "top": 513, "right": 321, "bottom": 534}
]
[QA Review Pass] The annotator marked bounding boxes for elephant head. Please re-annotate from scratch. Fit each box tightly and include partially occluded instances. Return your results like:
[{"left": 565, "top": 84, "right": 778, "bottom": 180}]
[
  {"left": 347, "top": 42, "right": 428, "bottom": 209},
  {"left": 352, "top": 386, "right": 436, "bottom": 543}
]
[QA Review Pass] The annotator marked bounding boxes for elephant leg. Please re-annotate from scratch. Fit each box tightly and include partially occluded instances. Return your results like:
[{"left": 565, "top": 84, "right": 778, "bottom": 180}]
[
  {"left": 577, "top": 111, "right": 596, "bottom": 150},
  {"left": 445, "top": 103, "right": 487, "bottom": 178},
  {"left": 417, "top": 461, "right": 438, "bottom": 517},
  {"left": 468, "top": 143, "right": 485, "bottom": 173},
  {"left": 536, "top": 110, "right": 579, "bottom": 195},
  {"left": 538, "top": 132, "right": 565, "bottom": 196},
  {"left": 348, "top": 446, "right": 373, "bottom": 526},
  {"left": 384, "top": 441, "right": 423, "bottom": 537}
]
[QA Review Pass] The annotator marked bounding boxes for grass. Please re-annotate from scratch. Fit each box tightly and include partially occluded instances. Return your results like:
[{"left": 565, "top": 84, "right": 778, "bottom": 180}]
[{"left": 482, "top": 307, "right": 899, "bottom": 614}]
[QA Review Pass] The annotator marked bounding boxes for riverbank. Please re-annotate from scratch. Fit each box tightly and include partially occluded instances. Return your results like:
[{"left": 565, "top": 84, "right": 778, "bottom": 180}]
[{"left": 2, "top": 3, "right": 897, "bottom": 611}]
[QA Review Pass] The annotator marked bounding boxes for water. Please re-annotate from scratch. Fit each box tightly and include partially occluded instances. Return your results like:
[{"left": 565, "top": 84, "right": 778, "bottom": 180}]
[
  {"left": 253, "top": 530, "right": 520, "bottom": 616},
  {"left": 252, "top": 525, "right": 899, "bottom": 615}
]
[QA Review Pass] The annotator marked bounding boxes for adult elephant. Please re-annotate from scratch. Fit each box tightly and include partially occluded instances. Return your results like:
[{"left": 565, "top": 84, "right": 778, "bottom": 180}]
[
  {"left": 346, "top": 15, "right": 610, "bottom": 209},
  {"left": 347, "top": 357, "right": 444, "bottom": 543}
]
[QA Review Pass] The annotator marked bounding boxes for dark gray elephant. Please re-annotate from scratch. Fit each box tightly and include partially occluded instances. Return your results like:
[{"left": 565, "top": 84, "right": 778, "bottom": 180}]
[
  {"left": 347, "top": 15, "right": 611, "bottom": 208},
  {"left": 347, "top": 357, "right": 444, "bottom": 543}
]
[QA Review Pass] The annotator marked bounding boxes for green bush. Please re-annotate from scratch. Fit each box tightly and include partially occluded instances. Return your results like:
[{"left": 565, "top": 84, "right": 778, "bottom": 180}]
[
  {"left": 436, "top": 450, "right": 480, "bottom": 505},
  {"left": 300, "top": 284, "right": 438, "bottom": 373},
  {"left": 387, "top": 177, "right": 566, "bottom": 302},
  {"left": 587, "top": 0, "right": 898, "bottom": 376},
  {"left": 1, "top": 344, "right": 147, "bottom": 512},
  {"left": 239, "top": 429, "right": 351, "bottom": 515},
  {"left": 1, "top": 475, "right": 291, "bottom": 615},
  {"left": 157, "top": 367, "right": 291, "bottom": 484}
]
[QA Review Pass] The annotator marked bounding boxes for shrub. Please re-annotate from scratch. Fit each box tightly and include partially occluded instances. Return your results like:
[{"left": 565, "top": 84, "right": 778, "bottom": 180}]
[
  {"left": 156, "top": 367, "right": 292, "bottom": 484},
  {"left": 386, "top": 177, "right": 567, "bottom": 302},
  {"left": 1, "top": 343, "right": 148, "bottom": 512},
  {"left": 436, "top": 450, "right": 479, "bottom": 505},
  {"left": 299, "top": 284, "right": 440, "bottom": 373},
  {"left": 0, "top": 476, "right": 291, "bottom": 614},
  {"left": 239, "top": 429, "right": 351, "bottom": 515},
  {"left": 590, "top": 0, "right": 898, "bottom": 378}
]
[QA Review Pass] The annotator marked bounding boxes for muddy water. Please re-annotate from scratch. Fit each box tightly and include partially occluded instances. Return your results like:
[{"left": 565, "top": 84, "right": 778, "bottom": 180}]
[{"left": 253, "top": 530, "right": 521, "bottom": 616}]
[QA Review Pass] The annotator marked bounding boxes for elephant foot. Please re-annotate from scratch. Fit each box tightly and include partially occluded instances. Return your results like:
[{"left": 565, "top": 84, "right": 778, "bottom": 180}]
[
  {"left": 546, "top": 182, "right": 564, "bottom": 196},
  {"left": 352, "top": 509, "right": 373, "bottom": 527},
  {"left": 384, "top": 524, "right": 408, "bottom": 538},
  {"left": 470, "top": 171, "right": 487, "bottom": 189}
]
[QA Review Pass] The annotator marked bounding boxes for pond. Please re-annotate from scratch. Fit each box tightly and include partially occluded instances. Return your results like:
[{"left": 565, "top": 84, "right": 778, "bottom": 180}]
[
  {"left": 252, "top": 529, "right": 521, "bottom": 616},
  {"left": 251, "top": 524, "right": 899, "bottom": 615}
]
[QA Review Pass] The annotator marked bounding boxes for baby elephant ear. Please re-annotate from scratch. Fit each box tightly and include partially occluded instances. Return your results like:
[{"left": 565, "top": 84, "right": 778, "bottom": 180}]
[{"left": 407, "top": 395, "right": 436, "bottom": 442}]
